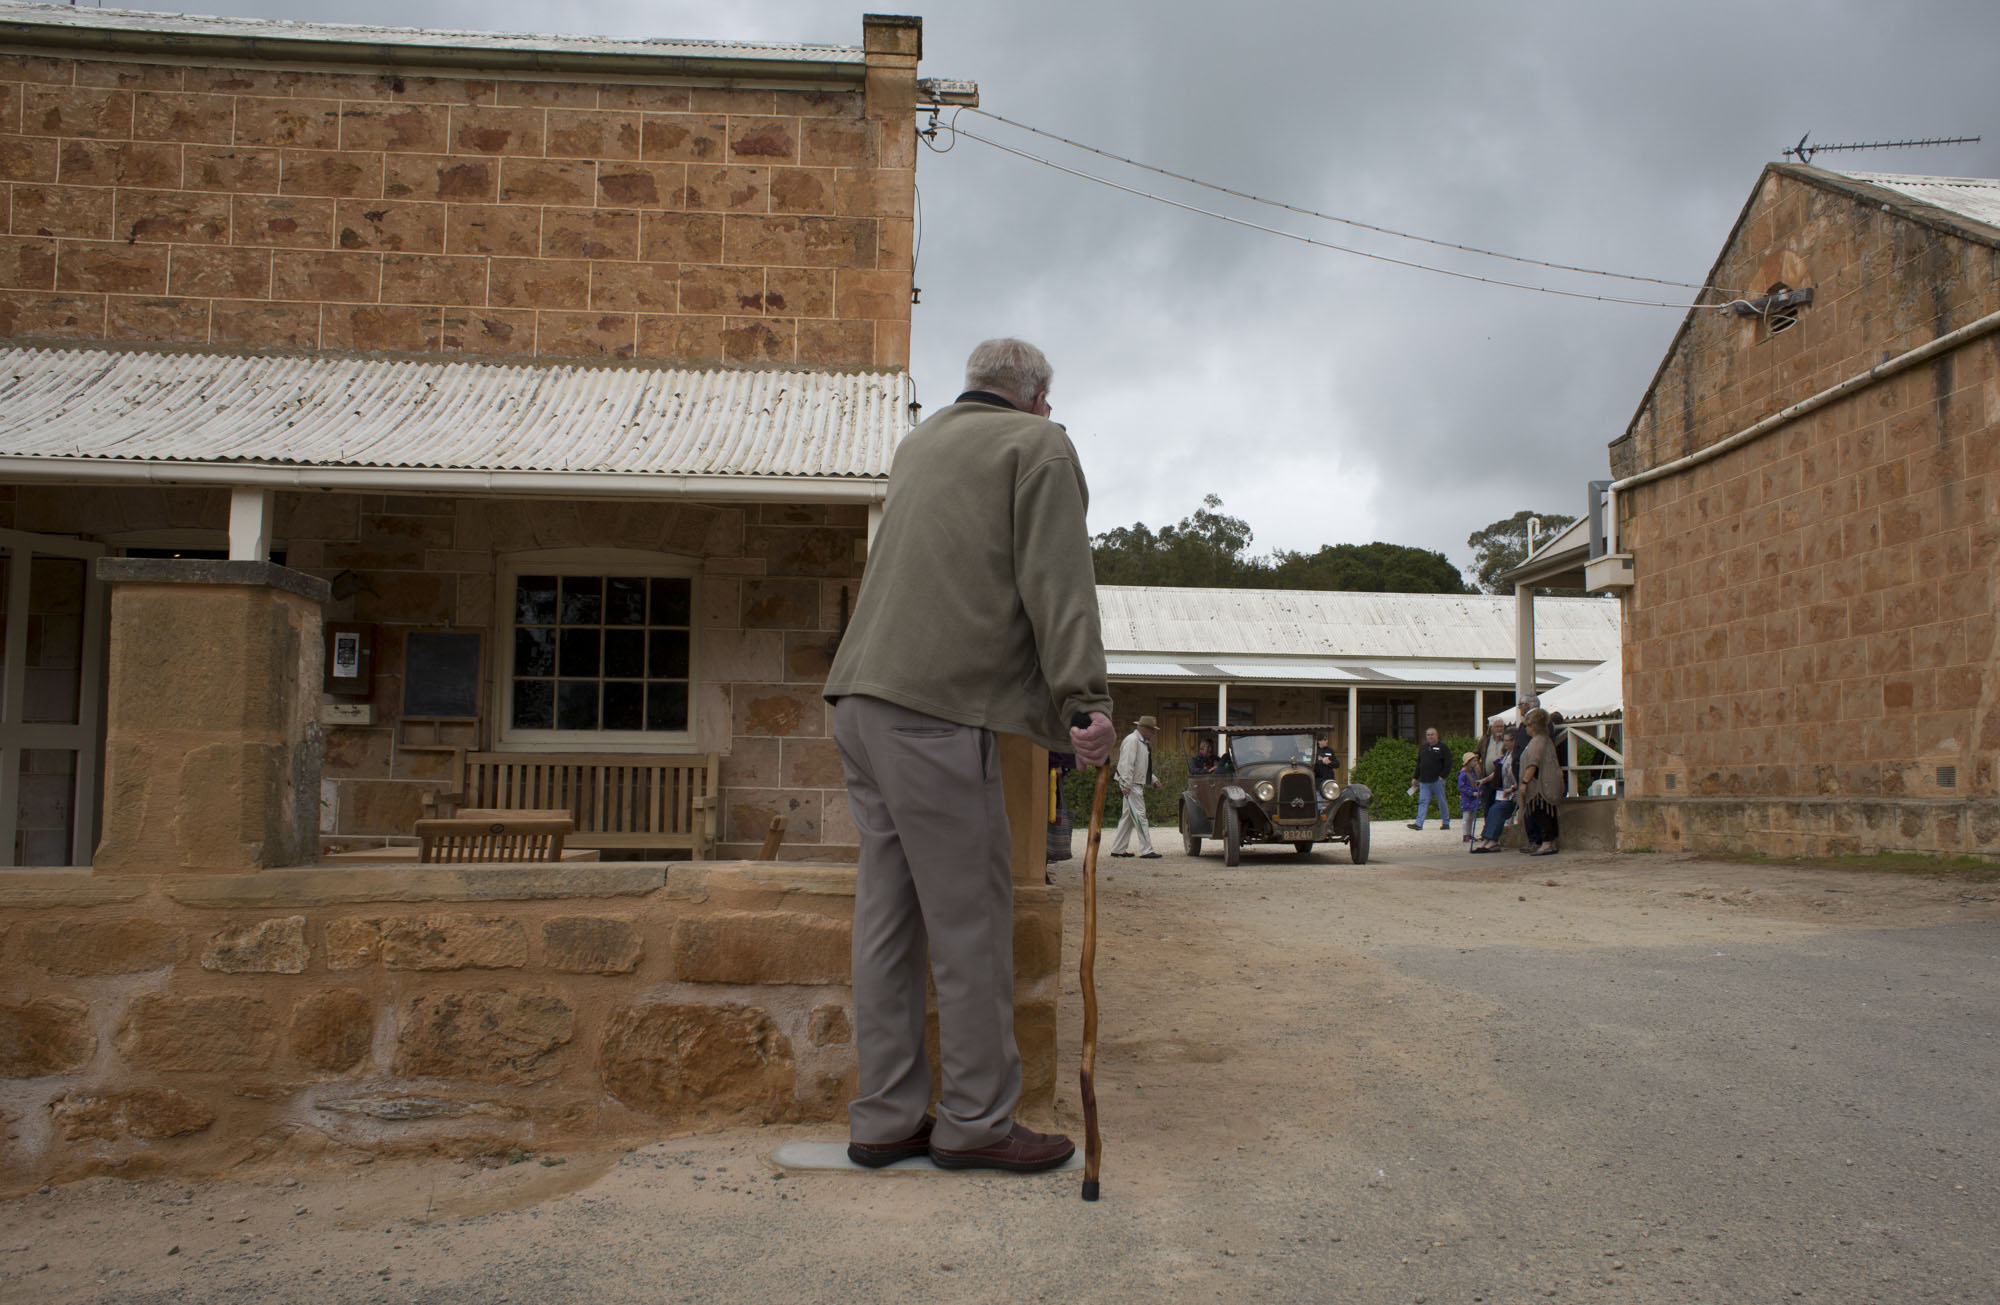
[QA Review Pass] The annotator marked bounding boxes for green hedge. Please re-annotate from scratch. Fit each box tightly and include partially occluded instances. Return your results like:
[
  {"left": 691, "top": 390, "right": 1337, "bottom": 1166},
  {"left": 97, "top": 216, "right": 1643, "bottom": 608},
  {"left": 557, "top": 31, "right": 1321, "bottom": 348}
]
[
  {"left": 1058, "top": 748, "right": 1190, "bottom": 832},
  {"left": 1351, "top": 735, "right": 1484, "bottom": 822}
]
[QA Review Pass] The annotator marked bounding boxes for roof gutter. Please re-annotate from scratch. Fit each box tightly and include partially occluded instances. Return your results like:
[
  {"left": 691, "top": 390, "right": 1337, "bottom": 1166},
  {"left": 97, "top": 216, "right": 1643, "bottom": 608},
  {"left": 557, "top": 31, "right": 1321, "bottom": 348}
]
[
  {"left": 0, "top": 18, "right": 865, "bottom": 84},
  {"left": 1605, "top": 304, "right": 2000, "bottom": 555},
  {"left": 0, "top": 456, "right": 888, "bottom": 505}
]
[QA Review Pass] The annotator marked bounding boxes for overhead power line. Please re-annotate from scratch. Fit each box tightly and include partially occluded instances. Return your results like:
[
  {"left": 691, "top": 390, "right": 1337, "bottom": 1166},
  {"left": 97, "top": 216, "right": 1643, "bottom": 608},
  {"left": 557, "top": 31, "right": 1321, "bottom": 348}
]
[
  {"left": 932, "top": 114, "right": 1729, "bottom": 311},
  {"left": 950, "top": 106, "right": 1740, "bottom": 301}
]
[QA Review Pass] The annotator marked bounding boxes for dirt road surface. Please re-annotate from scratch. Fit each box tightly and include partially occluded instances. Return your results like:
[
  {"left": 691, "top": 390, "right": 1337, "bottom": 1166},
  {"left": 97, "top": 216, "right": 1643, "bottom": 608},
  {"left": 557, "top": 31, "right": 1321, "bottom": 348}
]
[{"left": 5, "top": 823, "right": 1997, "bottom": 1304}]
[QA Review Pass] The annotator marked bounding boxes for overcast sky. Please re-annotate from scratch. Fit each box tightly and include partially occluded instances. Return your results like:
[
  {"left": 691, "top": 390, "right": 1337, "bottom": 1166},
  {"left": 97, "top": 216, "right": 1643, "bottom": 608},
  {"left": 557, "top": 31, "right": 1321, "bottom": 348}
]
[{"left": 109, "top": 0, "right": 2000, "bottom": 579}]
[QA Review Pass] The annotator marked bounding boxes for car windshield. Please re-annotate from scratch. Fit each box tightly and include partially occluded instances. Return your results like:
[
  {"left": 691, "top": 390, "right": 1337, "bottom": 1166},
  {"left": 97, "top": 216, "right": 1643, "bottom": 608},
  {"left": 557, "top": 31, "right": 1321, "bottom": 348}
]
[{"left": 1225, "top": 733, "right": 1315, "bottom": 767}]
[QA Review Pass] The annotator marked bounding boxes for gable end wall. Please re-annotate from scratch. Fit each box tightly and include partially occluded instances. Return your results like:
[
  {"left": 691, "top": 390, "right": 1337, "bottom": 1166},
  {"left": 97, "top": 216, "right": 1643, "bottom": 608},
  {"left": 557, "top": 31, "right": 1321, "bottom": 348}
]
[{"left": 1613, "top": 170, "right": 2000, "bottom": 858}]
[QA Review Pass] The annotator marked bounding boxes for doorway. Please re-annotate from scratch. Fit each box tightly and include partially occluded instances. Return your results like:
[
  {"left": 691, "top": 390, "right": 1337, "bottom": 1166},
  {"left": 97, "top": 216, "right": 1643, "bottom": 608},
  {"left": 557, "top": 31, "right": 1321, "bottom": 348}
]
[{"left": 0, "top": 529, "right": 107, "bottom": 865}]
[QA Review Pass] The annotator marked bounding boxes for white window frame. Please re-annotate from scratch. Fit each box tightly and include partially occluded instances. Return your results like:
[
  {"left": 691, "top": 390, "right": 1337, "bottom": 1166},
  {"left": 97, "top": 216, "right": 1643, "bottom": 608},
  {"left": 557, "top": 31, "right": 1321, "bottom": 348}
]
[{"left": 494, "top": 548, "right": 700, "bottom": 753}]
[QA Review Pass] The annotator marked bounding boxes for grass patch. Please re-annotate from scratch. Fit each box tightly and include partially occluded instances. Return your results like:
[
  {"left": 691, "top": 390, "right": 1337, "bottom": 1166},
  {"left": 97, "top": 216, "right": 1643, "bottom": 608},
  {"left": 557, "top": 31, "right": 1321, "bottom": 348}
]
[{"left": 1718, "top": 850, "right": 2000, "bottom": 880}]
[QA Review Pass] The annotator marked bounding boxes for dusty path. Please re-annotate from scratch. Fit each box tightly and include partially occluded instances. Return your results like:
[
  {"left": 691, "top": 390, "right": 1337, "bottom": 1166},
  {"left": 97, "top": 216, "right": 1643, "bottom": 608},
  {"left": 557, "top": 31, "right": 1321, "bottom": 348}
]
[{"left": 5, "top": 827, "right": 1997, "bottom": 1304}]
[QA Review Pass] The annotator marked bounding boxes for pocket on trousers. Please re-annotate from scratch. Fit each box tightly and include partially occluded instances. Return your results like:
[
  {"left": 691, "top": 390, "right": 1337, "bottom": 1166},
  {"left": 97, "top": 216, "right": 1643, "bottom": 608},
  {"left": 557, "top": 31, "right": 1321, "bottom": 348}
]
[{"left": 891, "top": 727, "right": 956, "bottom": 738}]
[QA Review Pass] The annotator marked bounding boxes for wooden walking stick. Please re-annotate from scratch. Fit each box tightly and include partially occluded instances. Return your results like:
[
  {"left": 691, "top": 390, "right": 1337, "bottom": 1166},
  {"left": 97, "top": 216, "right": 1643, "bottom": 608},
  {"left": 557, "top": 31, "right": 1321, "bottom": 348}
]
[{"left": 1074, "top": 724, "right": 1111, "bottom": 1202}]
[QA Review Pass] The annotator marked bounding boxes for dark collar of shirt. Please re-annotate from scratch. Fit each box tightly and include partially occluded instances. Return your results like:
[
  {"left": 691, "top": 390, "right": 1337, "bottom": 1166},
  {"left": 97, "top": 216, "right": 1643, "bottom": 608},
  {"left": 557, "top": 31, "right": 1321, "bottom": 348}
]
[{"left": 956, "top": 390, "right": 1022, "bottom": 411}]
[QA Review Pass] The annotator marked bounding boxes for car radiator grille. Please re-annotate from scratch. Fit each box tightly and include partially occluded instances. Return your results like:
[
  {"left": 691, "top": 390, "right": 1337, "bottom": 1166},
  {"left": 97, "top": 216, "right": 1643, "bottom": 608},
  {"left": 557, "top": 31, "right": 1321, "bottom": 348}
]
[{"left": 1278, "top": 773, "right": 1317, "bottom": 822}]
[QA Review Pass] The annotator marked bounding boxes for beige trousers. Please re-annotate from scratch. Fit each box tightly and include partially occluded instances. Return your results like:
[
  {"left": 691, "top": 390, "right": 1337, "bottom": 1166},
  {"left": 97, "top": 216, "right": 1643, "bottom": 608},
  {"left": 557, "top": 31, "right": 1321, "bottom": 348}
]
[
  {"left": 1107, "top": 787, "right": 1155, "bottom": 854},
  {"left": 833, "top": 695, "right": 1019, "bottom": 1151}
]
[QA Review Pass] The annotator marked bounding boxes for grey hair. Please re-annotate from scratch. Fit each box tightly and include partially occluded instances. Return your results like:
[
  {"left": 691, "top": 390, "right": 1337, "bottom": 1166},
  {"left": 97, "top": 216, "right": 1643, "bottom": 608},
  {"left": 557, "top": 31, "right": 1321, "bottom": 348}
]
[{"left": 964, "top": 338, "right": 1053, "bottom": 402}]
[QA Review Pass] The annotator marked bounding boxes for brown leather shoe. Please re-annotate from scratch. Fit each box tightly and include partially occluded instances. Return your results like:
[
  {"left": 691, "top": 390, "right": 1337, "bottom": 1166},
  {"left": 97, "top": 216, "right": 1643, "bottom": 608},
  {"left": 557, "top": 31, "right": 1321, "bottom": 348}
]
[
  {"left": 847, "top": 1115, "right": 935, "bottom": 1168},
  {"left": 929, "top": 1123, "right": 1075, "bottom": 1172}
]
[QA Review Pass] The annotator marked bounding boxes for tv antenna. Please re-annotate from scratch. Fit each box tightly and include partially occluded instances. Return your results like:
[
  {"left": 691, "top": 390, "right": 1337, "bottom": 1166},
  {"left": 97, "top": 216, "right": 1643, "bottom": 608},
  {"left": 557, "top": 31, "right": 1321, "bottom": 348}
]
[{"left": 1783, "top": 132, "right": 1981, "bottom": 165}]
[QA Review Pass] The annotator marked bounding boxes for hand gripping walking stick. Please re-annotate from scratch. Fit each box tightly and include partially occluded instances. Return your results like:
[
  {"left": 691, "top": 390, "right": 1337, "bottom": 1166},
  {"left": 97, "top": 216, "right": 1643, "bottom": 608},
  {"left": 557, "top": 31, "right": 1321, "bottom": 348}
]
[{"left": 1072, "top": 717, "right": 1110, "bottom": 1201}]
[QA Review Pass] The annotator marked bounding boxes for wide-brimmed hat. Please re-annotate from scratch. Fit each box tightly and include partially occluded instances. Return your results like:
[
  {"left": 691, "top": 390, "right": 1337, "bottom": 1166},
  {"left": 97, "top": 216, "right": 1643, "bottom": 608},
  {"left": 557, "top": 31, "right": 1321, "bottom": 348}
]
[
  {"left": 1462, "top": 752, "right": 1478, "bottom": 765},
  {"left": 1134, "top": 715, "right": 1158, "bottom": 729}
]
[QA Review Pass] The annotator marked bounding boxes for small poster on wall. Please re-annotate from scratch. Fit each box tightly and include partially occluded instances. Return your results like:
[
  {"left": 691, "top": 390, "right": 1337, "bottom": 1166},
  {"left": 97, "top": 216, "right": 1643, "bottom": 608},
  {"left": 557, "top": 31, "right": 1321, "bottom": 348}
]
[
  {"left": 331, "top": 631, "right": 362, "bottom": 679},
  {"left": 322, "top": 623, "right": 374, "bottom": 698}
]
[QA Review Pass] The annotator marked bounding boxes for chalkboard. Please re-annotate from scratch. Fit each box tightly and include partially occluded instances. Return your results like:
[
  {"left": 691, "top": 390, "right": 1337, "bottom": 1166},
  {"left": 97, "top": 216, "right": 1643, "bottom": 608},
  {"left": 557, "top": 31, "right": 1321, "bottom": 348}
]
[{"left": 401, "top": 631, "right": 482, "bottom": 720}]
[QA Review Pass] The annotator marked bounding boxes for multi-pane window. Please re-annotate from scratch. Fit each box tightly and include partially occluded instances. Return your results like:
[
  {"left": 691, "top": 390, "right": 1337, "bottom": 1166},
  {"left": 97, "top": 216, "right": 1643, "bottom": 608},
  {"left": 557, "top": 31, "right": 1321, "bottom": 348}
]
[
  {"left": 507, "top": 572, "right": 692, "bottom": 739},
  {"left": 1357, "top": 698, "right": 1417, "bottom": 749}
]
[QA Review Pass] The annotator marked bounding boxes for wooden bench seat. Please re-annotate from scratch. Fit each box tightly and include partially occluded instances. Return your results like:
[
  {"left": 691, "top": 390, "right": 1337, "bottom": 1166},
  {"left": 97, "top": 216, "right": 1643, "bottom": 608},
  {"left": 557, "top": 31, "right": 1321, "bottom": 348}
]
[
  {"left": 417, "top": 813, "right": 571, "bottom": 863},
  {"left": 442, "top": 752, "right": 719, "bottom": 859}
]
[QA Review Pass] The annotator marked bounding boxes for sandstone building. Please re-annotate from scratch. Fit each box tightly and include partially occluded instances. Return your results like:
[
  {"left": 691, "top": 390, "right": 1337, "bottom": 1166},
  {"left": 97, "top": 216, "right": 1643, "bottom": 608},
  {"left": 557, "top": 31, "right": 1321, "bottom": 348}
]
[
  {"left": 1606, "top": 166, "right": 2000, "bottom": 858},
  {"left": 0, "top": 7, "right": 1084, "bottom": 1190},
  {"left": 1096, "top": 585, "right": 1619, "bottom": 762},
  {"left": 0, "top": 2, "right": 946, "bottom": 864}
]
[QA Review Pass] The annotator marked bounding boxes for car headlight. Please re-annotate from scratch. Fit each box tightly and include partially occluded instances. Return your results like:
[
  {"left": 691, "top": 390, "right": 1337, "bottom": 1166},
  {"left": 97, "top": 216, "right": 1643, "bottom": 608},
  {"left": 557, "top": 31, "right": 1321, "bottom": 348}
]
[
  {"left": 1254, "top": 781, "right": 1275, "bottom": 802},
  {"left": 1320, "top": 779, "right": 1339, "bottom": 800}
]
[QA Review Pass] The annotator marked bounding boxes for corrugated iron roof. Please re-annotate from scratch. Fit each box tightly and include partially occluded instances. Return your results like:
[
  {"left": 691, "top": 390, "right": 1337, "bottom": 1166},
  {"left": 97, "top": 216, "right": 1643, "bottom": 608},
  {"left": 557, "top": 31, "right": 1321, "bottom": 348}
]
[
  {"left": 1837, "top": 172, "right": 2000, "bottom": 232},
  {"left": 1098, "top": 586, "right": 1620, "bottom": 663},
  {"left": 0, "top": 3, "right": 864, "bottom": 64},
  {"left": 1103, "top": 656, "right": 1587, "bottom": 688},
  {"left": 0, "top": 346, "right": 904, "bottom": 480}
]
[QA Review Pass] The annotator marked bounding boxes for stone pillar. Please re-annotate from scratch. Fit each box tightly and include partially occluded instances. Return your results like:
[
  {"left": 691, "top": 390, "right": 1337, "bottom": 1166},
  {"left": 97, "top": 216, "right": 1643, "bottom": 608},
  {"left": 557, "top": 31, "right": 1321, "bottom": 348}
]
[
  {"left": 92, "top": 560, "right": 330, "bottom": 874},
  {"left": 998, "top": 732, "right": 1060, "bottom": 1119},
  {"left": 998, "top": 733, "right": 1050, "bottom": 887}
]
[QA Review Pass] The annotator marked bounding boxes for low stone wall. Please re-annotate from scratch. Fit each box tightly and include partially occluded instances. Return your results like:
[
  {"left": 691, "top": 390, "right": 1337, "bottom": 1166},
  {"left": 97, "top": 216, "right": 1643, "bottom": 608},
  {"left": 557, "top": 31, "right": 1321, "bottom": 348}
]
[
  {"left": 0, "top": 862, "right": 1063, "bottom": 1192},
  {"left": 1620, "top": 796, "right": 2000, "bottom": 860},
  {"left": 1555, "top": 797, "right": 1618, "bottom": 852}
]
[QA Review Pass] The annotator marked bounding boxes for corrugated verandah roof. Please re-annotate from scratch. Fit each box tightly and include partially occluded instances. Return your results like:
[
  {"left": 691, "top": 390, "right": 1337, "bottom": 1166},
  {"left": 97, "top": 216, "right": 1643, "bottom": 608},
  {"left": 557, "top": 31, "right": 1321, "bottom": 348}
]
[
  {"left": 0, "top": 3, "right": 866, "bottom": 65},
  {"left": 1098, "top": 586, "right": 1621, "bottom": 663},
  {"left": 0, "top": 347, "right": 905, "bottom": 479}
]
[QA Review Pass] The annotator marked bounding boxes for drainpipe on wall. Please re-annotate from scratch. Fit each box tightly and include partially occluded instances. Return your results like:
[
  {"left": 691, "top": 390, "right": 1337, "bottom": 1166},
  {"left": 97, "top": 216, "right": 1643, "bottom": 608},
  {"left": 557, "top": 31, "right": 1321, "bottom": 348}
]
[{"left": 1604, "top": 305, "right": 2000, "bottom": 556}]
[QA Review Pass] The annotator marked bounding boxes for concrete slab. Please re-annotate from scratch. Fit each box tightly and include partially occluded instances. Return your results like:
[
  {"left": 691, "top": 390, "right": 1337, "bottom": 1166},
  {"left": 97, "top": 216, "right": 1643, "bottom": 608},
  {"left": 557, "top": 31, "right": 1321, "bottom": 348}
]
[{"left": 770, "top": 1142, "right": 1084, "bottom": 1174}]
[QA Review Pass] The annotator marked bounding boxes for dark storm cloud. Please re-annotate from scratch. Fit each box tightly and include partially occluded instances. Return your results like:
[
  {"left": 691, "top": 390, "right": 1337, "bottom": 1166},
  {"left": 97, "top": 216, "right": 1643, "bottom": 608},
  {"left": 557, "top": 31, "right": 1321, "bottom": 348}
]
[{"left": 131, "top": 0, "right": 2000, "bottom": 573}]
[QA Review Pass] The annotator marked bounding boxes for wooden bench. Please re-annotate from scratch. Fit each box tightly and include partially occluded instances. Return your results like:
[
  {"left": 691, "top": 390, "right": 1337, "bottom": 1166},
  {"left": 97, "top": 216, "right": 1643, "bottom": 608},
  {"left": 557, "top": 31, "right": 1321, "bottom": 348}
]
[
  {"left": 416, "top": 812, "right": 572, "bottom": 863},
  {"left": 441, "top": 752, "right": 720, "bottom": 859}
]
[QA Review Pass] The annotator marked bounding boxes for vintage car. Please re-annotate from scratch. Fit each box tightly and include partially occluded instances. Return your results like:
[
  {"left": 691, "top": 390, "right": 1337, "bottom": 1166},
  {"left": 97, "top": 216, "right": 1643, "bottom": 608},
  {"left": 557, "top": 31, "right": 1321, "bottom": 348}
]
[{"left": 1178, "top": 724, "right": 1372, "bottom": 865}]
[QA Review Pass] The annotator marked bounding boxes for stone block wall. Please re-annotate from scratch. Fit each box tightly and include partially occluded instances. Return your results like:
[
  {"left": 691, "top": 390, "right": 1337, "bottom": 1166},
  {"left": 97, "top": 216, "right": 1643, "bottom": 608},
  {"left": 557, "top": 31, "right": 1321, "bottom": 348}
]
[
  {"left": 0, "top": 862, "right": 1067, "bottom": 1190},
  {"left": 0, "top": 35, "right": 914, "bottom": 368},
  {"left": 92, "top": 561, "right": 327, "bottom": 872},
  {"left": 0, "top": 483, "right": 867, "bottom": 861},
  {"left": 1609, "top": 167, "right": 2000, "bottom": 857}
]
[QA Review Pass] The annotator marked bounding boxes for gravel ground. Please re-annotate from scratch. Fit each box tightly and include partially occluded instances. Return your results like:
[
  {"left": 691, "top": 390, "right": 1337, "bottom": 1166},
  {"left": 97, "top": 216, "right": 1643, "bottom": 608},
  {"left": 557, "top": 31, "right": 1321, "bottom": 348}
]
[{"left": 4, "top": 824, "right": 1997, "bottom": 1304}]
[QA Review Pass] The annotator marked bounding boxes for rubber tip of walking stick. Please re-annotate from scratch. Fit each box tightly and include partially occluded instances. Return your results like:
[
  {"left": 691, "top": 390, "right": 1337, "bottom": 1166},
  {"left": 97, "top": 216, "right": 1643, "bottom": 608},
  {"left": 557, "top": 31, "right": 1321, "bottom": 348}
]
[{"left": 1081, "top": 1179, "right": 1100, "bottom": 1202}]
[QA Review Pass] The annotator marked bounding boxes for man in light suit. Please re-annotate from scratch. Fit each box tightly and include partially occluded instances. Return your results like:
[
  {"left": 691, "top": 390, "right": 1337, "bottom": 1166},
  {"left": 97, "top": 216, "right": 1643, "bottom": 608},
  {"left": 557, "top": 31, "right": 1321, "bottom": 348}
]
[{"left": 1108, "top": 715, "right": 1162, "bottom": 859}]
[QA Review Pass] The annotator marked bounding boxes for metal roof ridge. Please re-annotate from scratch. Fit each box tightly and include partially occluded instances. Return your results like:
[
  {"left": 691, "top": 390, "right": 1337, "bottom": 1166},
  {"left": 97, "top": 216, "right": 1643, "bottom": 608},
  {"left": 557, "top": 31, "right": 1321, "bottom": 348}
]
[{"left": 0, "top": 2, "right": 866, "bottom": 59}]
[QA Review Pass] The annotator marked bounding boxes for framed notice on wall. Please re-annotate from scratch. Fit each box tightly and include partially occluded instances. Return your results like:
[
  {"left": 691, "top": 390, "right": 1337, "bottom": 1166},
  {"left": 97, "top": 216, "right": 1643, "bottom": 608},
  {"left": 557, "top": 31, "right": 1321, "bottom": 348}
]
[
  {"left": 401, "top": 631, "right": 482, "bottom": 721},
  {"left": 322, "top": 622, "right": 375, "bottom": 697}
]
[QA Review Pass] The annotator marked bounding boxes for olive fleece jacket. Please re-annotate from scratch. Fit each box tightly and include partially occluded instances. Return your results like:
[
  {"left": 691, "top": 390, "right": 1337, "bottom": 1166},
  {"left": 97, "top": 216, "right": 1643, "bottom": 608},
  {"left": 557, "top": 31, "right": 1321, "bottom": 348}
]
[{"left": 823, "top": 394, "right": 1113, "bottom": 751}]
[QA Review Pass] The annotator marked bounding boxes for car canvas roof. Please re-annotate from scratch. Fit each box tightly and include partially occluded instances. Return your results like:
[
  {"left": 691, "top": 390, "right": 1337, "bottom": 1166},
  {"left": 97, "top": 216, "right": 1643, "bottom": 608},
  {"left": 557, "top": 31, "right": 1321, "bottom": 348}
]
[{"left": 1180, "top": 724, "right": 1325, "bottom": 738}]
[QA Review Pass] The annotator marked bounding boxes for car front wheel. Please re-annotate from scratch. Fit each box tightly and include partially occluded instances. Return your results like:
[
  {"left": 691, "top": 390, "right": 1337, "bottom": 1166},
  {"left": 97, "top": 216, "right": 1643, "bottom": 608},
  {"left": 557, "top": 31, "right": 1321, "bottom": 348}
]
[
  {"left": 1221, "top": 803, "right": 1242, "bottom": 867},
  {"left": 1349, "top": 810, "right": 1371, "bottom": 865},
  {"left": 1180, "top": 801, "right": 1202, "bottom": 857}
]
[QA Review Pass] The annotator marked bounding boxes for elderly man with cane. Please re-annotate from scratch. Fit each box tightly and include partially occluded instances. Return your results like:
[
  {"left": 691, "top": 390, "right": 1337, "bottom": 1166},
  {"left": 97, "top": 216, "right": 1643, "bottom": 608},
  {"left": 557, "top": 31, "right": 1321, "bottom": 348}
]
[
  {"left": 1107, "top": 715, "right": 1162, "bottom": 859},
  {"left": 824, "top": 337, "right": 1114, "bottom": 1174}
]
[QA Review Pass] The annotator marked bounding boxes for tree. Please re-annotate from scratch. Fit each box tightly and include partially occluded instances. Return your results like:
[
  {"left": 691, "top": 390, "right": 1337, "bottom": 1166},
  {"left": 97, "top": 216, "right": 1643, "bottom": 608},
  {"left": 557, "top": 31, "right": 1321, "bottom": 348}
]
[
  {"left": 1266, "top": 542, "right": 1474, "bottom": 594},
  {"left": 1092, "top": 494, "right": 1256, "bottom": 587},
  {"left": 1091, "top": 497, "right": 1475, "bottom": 594},
  {"left": 1466, "top": 510, "right": 1579, "bottom": 594}
]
